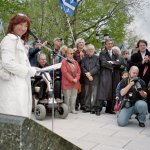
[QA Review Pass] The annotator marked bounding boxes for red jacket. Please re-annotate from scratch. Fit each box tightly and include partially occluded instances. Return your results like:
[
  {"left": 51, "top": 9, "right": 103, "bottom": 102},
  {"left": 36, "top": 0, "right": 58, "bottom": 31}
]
[{"left": 61, "top": 59, "right": 81, "bottom": 90}]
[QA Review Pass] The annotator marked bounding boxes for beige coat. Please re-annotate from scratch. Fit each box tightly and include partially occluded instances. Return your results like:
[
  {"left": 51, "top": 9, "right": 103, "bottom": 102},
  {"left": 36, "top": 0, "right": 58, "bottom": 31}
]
[{"left": 0, "top": 34, "right": 36, "bottom": 118}]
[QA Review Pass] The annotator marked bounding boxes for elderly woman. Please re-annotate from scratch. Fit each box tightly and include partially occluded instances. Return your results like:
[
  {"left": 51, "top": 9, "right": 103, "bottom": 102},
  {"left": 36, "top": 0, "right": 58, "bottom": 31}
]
[
  {"left": 73, "top": 38, "right": 86, "bottom": 110},
  {"left": 0, "top": 13, "right": 37, "bottom": 117},
  {"left": 61, "top": 48, "right": 81, "bottom": 114},
  {"left": 112, "top": 46, "right": 121, "bottom": 56},
  {"left": 60, "top": 45, "right": 68, "bottom": 58}
]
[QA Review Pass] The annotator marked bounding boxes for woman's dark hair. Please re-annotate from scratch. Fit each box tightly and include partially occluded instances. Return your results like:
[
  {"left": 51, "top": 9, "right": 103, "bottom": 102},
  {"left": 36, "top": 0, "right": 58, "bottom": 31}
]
[
  {"left": 136, "top": 39, "right": 148, "bottom": 48},
  {"left": 7, "top": 13, "right": 30, "bottom": 42}
]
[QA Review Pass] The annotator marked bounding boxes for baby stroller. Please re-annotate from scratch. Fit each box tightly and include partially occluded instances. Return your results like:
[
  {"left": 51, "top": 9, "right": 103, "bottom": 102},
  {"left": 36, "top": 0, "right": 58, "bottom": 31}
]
[{"left": 32, "top": 64, "right": 68, "bottom": 120}]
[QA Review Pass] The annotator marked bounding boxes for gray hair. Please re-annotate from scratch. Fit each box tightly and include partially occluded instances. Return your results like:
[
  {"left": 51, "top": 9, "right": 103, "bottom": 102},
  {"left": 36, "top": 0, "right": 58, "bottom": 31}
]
[
  {"left": 75, "top": 38, "right": 85, "bottom": 48},
  {"left": 86, "top": 44, "right": 95, "bottom": 51},
  {"left": 129, "top": 66, "right": 139, "bottom": 72},
  {"left": 60, "top": 45, "right": 68, "bottom": 52},
  {"left": 112, "top": 46, "right": 121, "bottom": 55},
  {"left": 38, "top": 53, "right": 46, "bottom": 61}
]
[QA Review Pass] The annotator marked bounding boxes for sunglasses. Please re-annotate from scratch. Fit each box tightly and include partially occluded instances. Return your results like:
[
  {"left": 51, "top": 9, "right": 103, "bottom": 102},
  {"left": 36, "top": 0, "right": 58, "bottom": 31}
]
[{"left": 17, "top": 13, "right": 27, "bottom": 17}]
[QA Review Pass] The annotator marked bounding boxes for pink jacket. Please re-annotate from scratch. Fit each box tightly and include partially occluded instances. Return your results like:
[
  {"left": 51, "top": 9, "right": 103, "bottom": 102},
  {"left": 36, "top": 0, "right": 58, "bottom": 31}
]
[{"left": 61, "top": 59, "right": 81, "bottom": 90}]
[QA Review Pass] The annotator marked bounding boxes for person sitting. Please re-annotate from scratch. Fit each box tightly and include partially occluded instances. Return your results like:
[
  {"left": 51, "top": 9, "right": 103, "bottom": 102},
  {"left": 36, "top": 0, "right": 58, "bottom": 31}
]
[
  {"left": 33, "top": 53, "right": 49, "bottom": 100},
  {"left": 117, "top": 66, "right": 148, "bottom": 127},
  {"left": 37, "top": 53, "right": 49, "bottom": 68}
]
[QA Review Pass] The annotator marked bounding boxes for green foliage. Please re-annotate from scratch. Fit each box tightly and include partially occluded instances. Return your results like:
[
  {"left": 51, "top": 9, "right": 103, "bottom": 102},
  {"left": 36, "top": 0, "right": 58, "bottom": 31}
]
[
  {"left": 0, "top": 0, "right": 26, "bottom": 40},
  {"left": 0, "top": 0, "right": 142, "bottom": 50}
]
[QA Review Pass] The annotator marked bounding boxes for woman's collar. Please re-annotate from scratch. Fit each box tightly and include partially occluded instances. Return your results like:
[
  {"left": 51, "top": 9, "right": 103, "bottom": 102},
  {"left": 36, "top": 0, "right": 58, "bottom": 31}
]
[{"left": 7, "top": 33, "right": 20, "bottom": 40}]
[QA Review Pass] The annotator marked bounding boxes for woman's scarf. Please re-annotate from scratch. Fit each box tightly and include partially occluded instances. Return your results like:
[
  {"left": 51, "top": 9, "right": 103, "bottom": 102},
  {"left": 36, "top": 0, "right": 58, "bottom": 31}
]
[{"left": 66, "top": 58, "right": 77, "bottom": 78}]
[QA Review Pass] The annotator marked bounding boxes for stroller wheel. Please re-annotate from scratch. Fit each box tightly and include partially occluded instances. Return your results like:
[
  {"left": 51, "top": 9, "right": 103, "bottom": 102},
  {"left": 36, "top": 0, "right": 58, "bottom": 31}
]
[
  {"left": 55, "top": 103, "right": 68, "bottom": 119},
  {"left": 34, "top": 104, "right": 46, "bottom": 120}
]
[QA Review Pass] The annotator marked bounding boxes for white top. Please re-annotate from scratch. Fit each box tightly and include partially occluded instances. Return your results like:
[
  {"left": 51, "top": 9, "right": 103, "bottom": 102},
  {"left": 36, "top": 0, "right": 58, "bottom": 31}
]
[
  {"left": 0, "top": 34, "right": 36, "bottom": 118},
  {"left": 140, "top": 51, "right": 146, "bottom": 60}
]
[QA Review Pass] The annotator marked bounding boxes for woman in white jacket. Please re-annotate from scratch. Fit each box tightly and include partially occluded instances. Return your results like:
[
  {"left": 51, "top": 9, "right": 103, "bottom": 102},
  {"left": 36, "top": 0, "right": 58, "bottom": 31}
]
[{"left": 0, "top": 13, "right": 37, "bottom": 118}]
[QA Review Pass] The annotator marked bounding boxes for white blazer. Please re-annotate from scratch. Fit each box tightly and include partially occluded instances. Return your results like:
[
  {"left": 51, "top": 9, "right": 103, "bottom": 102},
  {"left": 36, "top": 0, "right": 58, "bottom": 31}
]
[{"left": 0, "top": 34, "right": 36, "bottom": 118}]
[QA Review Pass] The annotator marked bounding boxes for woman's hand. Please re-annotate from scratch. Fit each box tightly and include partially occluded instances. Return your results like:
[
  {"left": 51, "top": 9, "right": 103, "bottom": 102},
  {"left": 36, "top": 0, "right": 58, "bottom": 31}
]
[{"left": 72, "top": 79, "right": 77, "bottom": 83}]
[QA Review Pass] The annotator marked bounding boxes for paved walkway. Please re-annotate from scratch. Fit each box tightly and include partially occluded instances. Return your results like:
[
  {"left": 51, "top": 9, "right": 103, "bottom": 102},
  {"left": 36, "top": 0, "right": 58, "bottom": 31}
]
[{"left": 32, "top": 108, "right": 150, "bottom": 150}]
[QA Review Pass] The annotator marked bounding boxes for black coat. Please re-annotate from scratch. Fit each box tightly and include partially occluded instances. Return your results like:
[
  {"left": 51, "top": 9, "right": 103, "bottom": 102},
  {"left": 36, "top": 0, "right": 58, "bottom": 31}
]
[
  {"left": 81, "top": 54, "right": 100, "bottom": 85},
  {"left": 130, "top": 49, "right": 150, "bottom": 85},
  {"left": 97, "top": 49, "right": 121, "bottom": 101},
  {"left": 28, "top": 48, "right": 41, "bottom": 66}
]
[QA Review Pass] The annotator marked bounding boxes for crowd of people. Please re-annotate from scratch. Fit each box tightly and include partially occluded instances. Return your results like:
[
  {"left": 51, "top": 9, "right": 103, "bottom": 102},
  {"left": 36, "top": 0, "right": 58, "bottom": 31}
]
[
  {"left": 0, "top": 13, "right": 150, "bottom": 128},
  {"left": 29, "top": 35, "right": 150, "bottom": 127}
]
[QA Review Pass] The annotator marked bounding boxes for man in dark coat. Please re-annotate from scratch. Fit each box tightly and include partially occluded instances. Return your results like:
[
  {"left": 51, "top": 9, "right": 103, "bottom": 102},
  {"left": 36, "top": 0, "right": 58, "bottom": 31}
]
[
  {"left": 81, "top": 44, "right": 100, "bottom": 113},
  {"left": 36, "top": 53, "right": 49, "bottom": 100},
  {"left": 130, "top": 39, "right": 150, "bottom": 114},
  {"left": 28, "top": 40, "right": 47, "bottom": 66},
  {"left": 28, "top": 40, "right": 42, "bottom": 66},
  {"left": 130, "top": 39, "right": 150, "bottom": 85},
  {"left": 97, "top": 39, "right": 121, "bottom": 114}
]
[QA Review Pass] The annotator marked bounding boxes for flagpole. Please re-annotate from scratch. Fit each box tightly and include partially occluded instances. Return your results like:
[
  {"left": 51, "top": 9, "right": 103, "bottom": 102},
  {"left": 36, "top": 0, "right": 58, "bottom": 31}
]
[
  {"left": 62, "top": 3, "right": 76, "bottom": 44},
  {"left": 65, "top": 14, "right": 75, "bottom": 44}
]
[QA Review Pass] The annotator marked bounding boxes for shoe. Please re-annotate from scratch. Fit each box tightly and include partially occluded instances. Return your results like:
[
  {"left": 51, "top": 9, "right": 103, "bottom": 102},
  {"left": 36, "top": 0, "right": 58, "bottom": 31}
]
[
  {"left": 82, "top": 110, "right": 86, "bottom": 113},
  {"left": 95, "top": 109, "right": 101, "bottom": 116},
  {"left": 71, "top": 110, "right": 78, "bottom": 114},
  {"left": 80, "top": 106, "right": 85, "bottom": 110},
  {"left": 95, "top": 110, "right": 100, "bottom": 116},
  {"left": 105, "top": 110, "right": 116, "bottom": 114},
  {"left": 90, "top": 108, "right": 96, "bottom": 114},
  {"left": 82, "top": 108, "right": 90, "bottom": 113},
  {"left": 90, "top": 110, "right": 95, "bottom": 114},
  {"left": 135, "top": 115, "right": 145, "bottom": 127},
  {"left": 139, "top": 122, "right": 145, "bottom": 127},
  {"left": 75, "top": 107, "right": 79, "bottom": 111}
]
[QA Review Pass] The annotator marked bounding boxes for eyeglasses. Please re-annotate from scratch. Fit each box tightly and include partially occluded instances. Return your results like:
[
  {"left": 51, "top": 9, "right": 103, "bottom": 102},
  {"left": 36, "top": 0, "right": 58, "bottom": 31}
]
[{"left": 68, "top": 53, "right": 73, "bottom": 55}]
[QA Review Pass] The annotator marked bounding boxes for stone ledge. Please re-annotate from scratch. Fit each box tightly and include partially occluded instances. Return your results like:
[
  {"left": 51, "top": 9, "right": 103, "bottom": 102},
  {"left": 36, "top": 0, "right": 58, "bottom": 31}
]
[{"left": 0, "top": 114, "right": 81, "bottom": 150}]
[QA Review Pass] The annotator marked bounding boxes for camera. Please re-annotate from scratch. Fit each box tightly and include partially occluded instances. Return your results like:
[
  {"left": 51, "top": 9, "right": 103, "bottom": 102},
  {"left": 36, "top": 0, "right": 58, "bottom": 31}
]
[
  {"left": 123, "top": 77, "right": 142, "bottom": 109},
  {"left": 131, "top": 77, "right": 139, "bottom": 82},
  {"left": 131, "top": 77, "right": 142, "bottom": 92},
  {"left": 124, "top": 99, "right": 132, "bottom": 108},
  {"left": 135, "top": 81, "right": 142, "bottom": 91},
  {"left": 124, "top": 92, "right": 133, "bottom": 108}
]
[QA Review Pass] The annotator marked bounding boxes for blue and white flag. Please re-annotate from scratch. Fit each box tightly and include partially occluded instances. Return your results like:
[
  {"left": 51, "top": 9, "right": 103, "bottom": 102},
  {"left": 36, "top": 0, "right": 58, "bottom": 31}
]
[{"left": 59, "top": 0, "right": 77, "bottom": 16}]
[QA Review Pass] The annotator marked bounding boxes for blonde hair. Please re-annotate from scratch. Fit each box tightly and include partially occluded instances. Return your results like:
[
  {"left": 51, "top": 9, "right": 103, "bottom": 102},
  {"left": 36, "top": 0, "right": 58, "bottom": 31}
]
[
  {"left": 66, "top": 48, "right": 73, "bottom": 54},
  {"left": 112, "top": 46, "right": 121, "bottom": 55}
]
